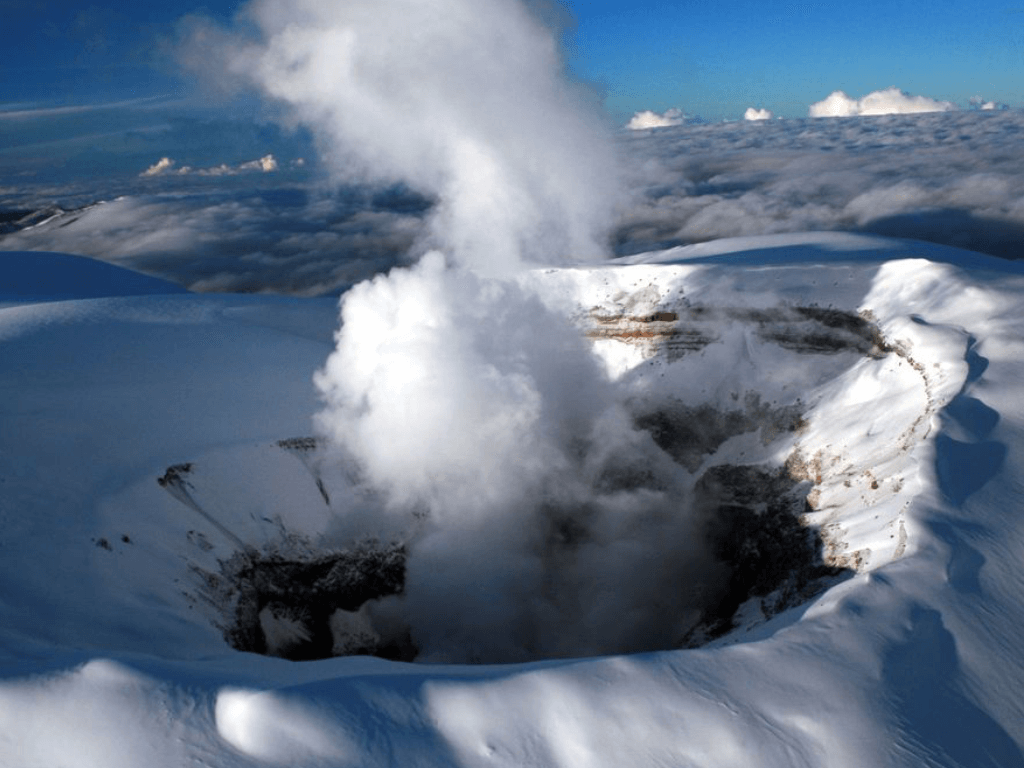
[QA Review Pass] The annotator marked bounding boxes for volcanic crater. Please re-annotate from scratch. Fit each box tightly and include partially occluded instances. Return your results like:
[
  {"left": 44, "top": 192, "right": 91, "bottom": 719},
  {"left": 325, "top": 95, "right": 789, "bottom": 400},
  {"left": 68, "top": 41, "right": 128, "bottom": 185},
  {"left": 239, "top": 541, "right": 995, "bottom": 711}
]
[{"left": 154, "top": 297, "right": 921, "bottom": 663}]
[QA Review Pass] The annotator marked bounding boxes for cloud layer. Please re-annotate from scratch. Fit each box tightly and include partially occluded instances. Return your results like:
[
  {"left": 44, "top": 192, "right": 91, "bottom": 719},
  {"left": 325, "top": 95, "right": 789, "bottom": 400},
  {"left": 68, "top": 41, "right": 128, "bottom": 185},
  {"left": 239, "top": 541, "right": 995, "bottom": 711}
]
[
  {"left": 0, "top": 187, "right": 428, "bottom": 295},
  {"left": 616, "top": 108, "right": 1024, "bottom": 260},
  {"left": 5, "top": 109, "right": 1024, "bottom": 293}
]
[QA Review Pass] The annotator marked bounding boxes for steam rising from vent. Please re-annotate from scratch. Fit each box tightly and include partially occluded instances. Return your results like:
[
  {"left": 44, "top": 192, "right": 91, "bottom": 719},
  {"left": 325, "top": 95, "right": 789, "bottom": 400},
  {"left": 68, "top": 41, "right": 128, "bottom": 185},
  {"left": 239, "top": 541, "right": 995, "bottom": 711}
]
[
  {"left": 313, "top": 254, "right": 719, "bottom": 661},
  {"left": 193, "top": 0, "right": 725, "bottom": 663},
  {"left": 205, "top": 0, "right": 620, "bottom": 274}
]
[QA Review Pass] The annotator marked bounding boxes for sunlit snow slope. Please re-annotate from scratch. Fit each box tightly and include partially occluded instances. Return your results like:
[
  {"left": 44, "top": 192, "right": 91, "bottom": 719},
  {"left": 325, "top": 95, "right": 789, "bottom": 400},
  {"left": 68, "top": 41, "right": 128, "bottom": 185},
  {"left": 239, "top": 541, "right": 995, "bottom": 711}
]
[{"left": 1, "top": 235, "right": 1023, "bottom": 767}]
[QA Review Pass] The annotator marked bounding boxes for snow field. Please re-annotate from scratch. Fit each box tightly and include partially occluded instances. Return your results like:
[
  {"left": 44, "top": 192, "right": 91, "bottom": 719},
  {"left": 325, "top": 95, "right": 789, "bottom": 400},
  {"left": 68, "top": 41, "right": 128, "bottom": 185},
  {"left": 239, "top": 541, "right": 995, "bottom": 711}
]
[{"left": 2, "top": 236, "right": 1024, "bottom": 765}]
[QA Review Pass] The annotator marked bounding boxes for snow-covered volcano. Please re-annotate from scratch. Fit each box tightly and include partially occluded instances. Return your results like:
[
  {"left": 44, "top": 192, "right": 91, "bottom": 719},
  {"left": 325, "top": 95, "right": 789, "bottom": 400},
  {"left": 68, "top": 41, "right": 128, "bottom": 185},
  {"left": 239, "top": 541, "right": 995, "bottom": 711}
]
[{"left": 2, "top": 232, "right": 1023, "bottom": 766}]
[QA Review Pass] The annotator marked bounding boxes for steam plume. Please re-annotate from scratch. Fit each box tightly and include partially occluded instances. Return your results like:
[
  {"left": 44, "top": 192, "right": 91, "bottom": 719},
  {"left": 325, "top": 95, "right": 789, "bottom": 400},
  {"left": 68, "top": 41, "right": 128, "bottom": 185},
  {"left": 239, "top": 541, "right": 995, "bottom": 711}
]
[
  {"left": 313, "top": 254, "right": 715, "bottom": 662},
  {"left": 212, "top": 0, "right": 619, "bottom": 274},
  {"left": 195, "top": 0, "right": 716, "bottom": 662}
]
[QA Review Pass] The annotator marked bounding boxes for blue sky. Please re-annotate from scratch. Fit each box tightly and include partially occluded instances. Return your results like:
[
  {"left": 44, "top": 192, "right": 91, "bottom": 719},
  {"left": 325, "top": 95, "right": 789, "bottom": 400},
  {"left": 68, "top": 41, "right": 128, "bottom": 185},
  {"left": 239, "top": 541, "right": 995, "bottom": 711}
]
[
  {"left": 566, "top": 0, "right": 1023, "bottom": 119},
  {"left": 1, "top": 0, "right": 1021, "bottom": 122}
]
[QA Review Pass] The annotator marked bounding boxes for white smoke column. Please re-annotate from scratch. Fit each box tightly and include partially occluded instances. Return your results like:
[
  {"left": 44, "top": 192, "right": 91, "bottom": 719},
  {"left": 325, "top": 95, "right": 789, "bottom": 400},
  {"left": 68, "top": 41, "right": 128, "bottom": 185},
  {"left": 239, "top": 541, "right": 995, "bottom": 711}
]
[
  {"left": 197, "top": 0, "right": 713, "bottom": 662},
  {"left": 221, "top": 0, "right": 619, "bottom": 274},
  {"left": 314, "top": 254, "right": 712, "bottom": 661},
  {"left": 315, "top": 253, "right": 577, "bottom": 514}
]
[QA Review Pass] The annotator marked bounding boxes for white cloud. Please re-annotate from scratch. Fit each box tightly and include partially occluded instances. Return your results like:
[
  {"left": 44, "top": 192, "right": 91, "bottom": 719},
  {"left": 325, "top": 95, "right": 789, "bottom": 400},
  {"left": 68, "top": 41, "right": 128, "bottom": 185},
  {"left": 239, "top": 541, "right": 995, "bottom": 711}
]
[
  {"left": 626, "top": 108, "right": 687, "bottom": 130},
  {"left": 239, "top": 154, "right": 279, "bottom": 173},
  {"left": 744, "top": 107, "right": 774, "bottom": 121},
  {"left": 141, "top": 157, "right": 175, "bottom": 177},
  {"left": 970, "top": 95, "right": 1006, "bottom": 111},
  {"left": 140, "top": 154, "right": 281, "bottom": 178},
  {"left": 809, "top": 87, "right": 957, "bottom": 117}
]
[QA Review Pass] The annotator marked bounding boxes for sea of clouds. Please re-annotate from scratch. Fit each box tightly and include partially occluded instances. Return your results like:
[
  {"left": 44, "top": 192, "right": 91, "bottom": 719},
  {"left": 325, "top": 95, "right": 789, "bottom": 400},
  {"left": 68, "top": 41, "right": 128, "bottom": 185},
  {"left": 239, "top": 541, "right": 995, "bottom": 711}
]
[
  {"left": 618, "top": 107, "right": 1024, "bottom": 259},
  {"left": 4, "top": 105, "right": 1024, "bottom": 291}
]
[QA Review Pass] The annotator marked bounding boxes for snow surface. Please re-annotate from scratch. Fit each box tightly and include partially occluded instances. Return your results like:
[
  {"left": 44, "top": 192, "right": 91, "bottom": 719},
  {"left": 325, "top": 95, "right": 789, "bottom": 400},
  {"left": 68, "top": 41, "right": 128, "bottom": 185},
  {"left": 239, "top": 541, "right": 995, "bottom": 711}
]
[
  {"left": 2, "top": 234, "right": 1024, "bottom": 766},
  {"left": 0, "top": 250, "right": 187, "bottom": 303}
]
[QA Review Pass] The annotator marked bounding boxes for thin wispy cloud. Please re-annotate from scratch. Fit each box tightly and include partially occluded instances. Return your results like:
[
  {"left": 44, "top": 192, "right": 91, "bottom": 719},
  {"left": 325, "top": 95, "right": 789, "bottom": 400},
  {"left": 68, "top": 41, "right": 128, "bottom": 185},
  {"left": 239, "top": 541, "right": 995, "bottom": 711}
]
[{"left": 0, "top": 95, "right": 180, "bottom": 120}]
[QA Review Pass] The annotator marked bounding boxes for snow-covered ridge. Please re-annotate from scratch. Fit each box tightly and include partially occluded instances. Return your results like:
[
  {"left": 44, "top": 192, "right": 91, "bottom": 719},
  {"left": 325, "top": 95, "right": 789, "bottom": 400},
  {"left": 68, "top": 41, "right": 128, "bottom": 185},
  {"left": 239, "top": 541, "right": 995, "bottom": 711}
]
[
  {"left": 0, "top": 249, "right": 186, "bottom": 303},
  {"left": 1, "top": 234, "right": 1023, "bottom": 765}
]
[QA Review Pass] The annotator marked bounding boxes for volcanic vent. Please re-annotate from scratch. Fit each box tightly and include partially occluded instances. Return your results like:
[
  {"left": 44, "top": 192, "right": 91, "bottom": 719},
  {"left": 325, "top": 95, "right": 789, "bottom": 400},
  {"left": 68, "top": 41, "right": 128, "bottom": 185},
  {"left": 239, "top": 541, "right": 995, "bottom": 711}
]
[{"left": 151, "top": 267, "right": 933, "bottom": 664}]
